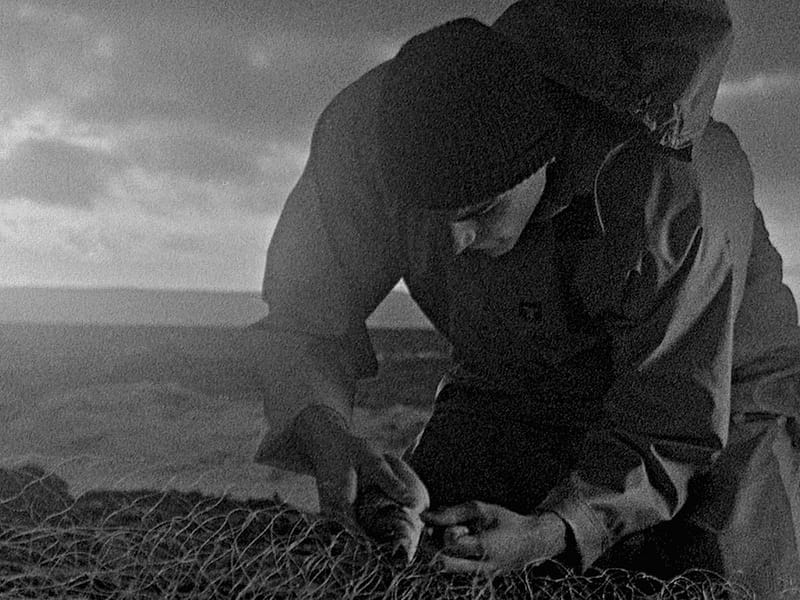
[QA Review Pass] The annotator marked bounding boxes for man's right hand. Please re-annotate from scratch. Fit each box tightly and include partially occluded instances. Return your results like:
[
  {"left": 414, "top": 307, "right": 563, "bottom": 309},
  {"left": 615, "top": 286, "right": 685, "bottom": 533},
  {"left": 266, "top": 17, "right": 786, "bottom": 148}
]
[{"left": 293, "top": 404, "right": 424, "bottom": 525}]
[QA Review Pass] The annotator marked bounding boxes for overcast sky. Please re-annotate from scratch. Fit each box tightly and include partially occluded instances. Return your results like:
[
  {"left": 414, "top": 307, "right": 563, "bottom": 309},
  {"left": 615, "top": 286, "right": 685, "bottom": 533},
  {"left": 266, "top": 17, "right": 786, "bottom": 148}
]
[{"left": 1, "top": 1, "right": 798, "bottom": 303}]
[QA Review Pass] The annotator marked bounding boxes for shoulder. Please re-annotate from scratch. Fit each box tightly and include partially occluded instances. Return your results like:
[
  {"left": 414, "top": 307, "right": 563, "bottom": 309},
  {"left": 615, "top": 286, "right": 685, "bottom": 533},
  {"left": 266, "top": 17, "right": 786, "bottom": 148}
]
[
  {"left": 311, "top": 61, "right": 391, "bottom": 154},
  {"left": 596, "top": 129, "right": 736, "bottom": 268},
  {"left": 693, "top": 120, "right": 751, "bottom": 167},
  {"left": 307, "top": 61, "right": 395, "bottom": 207},
  {"left": 691, "top": 119, "right": 756, "bottom": 267},
  {"left": 691, "top": 119, "right": 755, "bottom": 214},
  {"left": 600, "top": 120, "right": 754, "bottom": 215}
]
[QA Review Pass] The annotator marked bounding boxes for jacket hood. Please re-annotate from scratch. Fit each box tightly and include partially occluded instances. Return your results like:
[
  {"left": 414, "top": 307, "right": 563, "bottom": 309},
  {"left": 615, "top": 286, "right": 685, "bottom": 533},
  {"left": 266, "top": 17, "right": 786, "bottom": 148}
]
[{"left": 492, "top": 0, "right": 733, "bottom": 149}]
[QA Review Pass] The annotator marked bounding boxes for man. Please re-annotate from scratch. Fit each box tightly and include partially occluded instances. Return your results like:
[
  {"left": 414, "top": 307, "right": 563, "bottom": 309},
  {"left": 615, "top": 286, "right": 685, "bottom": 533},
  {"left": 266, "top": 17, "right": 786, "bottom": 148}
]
[{"left": 253, "top": 2, "right": 800, "bottom": 596}]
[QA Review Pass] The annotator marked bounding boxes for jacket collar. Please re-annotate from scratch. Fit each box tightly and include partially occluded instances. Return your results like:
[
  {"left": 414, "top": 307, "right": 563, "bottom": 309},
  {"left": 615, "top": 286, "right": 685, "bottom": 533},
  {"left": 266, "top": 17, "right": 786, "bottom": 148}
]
[{"left": 533, "top": 115, "right": 642, "bottom": 240}]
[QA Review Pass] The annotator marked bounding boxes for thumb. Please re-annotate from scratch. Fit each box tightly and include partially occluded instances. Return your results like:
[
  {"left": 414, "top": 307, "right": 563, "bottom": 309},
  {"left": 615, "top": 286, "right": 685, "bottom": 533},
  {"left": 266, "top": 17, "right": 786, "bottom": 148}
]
[
  {"left": 363, "top": 454, "right": 416, "bottom": 506},
  {"left": 382, "top": 453, "right": 429, "bottom": 511}
]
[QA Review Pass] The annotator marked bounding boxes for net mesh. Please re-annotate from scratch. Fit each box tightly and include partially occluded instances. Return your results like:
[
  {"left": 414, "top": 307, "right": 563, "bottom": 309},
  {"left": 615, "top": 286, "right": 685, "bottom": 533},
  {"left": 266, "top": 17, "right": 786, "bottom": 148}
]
[{"left": 0, "top": 464, "right": 755, "bottom": 599}]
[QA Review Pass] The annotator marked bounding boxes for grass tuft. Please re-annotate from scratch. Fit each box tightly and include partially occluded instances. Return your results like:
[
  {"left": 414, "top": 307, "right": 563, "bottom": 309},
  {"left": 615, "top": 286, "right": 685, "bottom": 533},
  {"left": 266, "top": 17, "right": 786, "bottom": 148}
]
[{"left": 0, "top": 465, "right": 754, "bottom": 599}]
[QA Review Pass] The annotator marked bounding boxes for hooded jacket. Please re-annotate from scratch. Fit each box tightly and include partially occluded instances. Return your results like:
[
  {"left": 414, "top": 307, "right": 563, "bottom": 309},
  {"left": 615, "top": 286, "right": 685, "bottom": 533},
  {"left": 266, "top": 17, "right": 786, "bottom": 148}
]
[{"left": 255, "top": 2, "right": 800, "bottom": 595}]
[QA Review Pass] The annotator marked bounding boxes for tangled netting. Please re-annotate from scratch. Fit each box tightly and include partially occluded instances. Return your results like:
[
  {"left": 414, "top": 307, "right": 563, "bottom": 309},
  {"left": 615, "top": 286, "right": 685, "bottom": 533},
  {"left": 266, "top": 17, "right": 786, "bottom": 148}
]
[{"left": 0, "top": 465, "right": 754, "bottom": 599}]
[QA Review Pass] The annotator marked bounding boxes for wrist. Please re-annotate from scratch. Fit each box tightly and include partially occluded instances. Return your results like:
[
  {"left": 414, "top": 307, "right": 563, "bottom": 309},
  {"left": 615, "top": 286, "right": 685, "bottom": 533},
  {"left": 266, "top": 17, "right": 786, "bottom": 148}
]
[
  {"left": 294, "top": 404, "right": 351, "bottom": 459},
  {"left": 537, "top": 511, "right": 568, "bottom": 544},
  {"left": 297, "top": 404, "right": 349, "bottom": 430},
  {"left": 537, "top": 510, "right": 579, "bottom": 570}
]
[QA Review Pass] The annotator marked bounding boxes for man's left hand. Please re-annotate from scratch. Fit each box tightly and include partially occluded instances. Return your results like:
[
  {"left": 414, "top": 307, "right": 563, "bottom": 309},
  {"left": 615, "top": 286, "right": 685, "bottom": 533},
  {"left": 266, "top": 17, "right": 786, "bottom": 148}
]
[{"left": 421, "top": 501, "right": 568, "bottom": 574}]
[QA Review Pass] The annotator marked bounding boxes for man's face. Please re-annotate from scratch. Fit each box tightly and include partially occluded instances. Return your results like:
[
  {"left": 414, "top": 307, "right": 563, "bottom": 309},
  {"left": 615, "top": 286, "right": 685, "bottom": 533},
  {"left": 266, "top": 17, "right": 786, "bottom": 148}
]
[{"left": 447, "top": 167, "right": 547, "bottom": 257}]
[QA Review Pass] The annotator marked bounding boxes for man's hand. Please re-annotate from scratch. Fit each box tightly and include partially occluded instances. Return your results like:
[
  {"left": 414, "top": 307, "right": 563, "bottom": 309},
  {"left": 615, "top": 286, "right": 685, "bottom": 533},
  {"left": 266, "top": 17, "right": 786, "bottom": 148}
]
[
  {"left": 295, "top": 406, "right": 429, "bottom": 524},
  {"left": 294, "top": 405, "right": 429, "bottom": 561},
  {"left": 422, "top": 501, "right": 568, "bottom": 574}
]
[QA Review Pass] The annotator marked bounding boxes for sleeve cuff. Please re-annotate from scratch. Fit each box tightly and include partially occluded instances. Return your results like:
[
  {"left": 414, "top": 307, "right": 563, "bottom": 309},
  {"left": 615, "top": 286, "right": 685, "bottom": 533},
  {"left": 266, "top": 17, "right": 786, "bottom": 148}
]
[
  {"left": 253, "top": 404, "right": 351, "bottom": 476},
  {"left": 253, "top": 417, "right": 312, "bottom": 475},
  {"left": 537, "top": 481, "right": 611, "bottom": 571}
]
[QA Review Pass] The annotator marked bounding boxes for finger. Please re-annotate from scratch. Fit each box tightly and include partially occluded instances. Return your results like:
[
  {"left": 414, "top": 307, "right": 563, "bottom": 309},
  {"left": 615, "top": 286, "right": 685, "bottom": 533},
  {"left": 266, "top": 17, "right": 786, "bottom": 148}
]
[
  {"left": 382, "top": 453, "right": 430, "bottom": 510},
  {"left": 443, "top": 525, "right": 470, "bottom": 547},
  {"left": 443, "top": 534, "right": 484, "bottom": 559},
  {"left": 365, "top": 454, "right": 415, "bottom": 506},
  {"left": 422, "top": 501, "right": 484, "bottom": 526},
  {"left": 437, "top": 553, "right": 497, "bottom": 575}
]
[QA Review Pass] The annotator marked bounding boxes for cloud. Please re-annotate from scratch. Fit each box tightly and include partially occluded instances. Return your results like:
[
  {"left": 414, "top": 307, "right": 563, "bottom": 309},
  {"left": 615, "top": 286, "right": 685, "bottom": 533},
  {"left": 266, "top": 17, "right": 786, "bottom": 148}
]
[
  {"left": 2, "top": 2, "right": 348, "bottom": 148},
  {"left": 121, "top": 132, "right": 262, "bottom": 185},
  {"left": 0, "top": 195, "right": 274, "bottom": 272},
  {"left": 104, "top": 150, "right": 299, "bottom": 217},
  {"left": 0, "top": 0, "right": 353, "bottom": 219},
  {"left": 0, "top": 109, "right": 296, "bottom": 215},
  {"left": 70, "top": 35, "right": 387, "bottom": 147},
  {"left": 0, "top": 198, "right": 114, "bottom": 261},
  {"left": 713, "top": 71, "right": 800, "bottom": 197},
  {"left": 717, "top": 72, "right": 800, "bottom": 100},
  {"left": 0, "top": 198, "right": 275, "bottom": 290},
  {"left": 0, "top": 138, "right": 115, "bottom": 208},
  {"left": 45, "top": 5, "right": 397, "bottom": 150},
  {"left": 0, "top": 2, "right": 108, "bottom": 110},
  {"left": 724, "top": 1, "right": 800, "bottom": 81}
]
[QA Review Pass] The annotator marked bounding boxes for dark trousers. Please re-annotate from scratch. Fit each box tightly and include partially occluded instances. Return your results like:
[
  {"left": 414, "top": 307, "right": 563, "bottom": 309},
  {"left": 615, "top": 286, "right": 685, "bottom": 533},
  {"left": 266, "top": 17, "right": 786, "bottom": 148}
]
[{"left": 407, "top": 383, "right": 724, "bottom": 579}]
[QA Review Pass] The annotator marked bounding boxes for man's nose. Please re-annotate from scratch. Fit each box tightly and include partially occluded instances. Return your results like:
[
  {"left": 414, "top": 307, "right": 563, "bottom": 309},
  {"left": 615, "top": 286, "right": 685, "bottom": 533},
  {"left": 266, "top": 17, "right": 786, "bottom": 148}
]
[{"left": 451, "top": 221, "right": 477, "bottom": 255}]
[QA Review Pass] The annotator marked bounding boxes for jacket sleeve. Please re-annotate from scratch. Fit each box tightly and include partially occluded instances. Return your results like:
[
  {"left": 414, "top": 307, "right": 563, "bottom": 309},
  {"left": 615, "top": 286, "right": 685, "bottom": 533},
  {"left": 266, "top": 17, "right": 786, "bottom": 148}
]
[
  {"left": 539, "top": 144, "right": 737, "bottom": 569},
  {"left": 493, "top": 0, "right": 733, "bottom": 149},
  {"left": 254, "top": 75, "right": 406, "bottom": 473}
]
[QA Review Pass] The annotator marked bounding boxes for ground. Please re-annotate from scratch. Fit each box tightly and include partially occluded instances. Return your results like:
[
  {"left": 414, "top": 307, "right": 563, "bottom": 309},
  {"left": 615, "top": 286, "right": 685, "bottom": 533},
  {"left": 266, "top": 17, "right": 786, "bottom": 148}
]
[
  {"left": 0, "top": 323, "right": 447, "bottom": 510},
  {"left": 0, "top": 324, "right": 754, "bottom": 598}
]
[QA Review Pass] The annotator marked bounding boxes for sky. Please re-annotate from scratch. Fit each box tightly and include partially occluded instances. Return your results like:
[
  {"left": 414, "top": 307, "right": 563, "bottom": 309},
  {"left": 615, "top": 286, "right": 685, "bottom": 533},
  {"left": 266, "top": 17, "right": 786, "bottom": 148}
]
[{"left": 1, "top": 1, "right": 798, "bottom": 302}]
